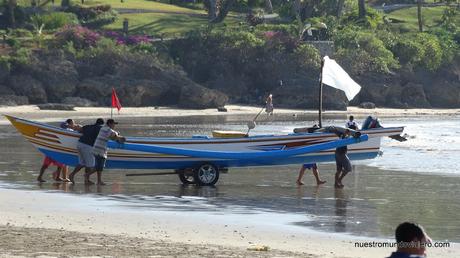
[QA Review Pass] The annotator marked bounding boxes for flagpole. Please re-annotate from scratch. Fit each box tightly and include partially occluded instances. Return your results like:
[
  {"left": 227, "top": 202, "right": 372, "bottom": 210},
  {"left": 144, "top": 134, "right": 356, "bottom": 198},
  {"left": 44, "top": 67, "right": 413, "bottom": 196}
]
[
  {"left": 111, "top": 106, "right": 113, "bottom": 119},
  {"left": 318, "top": 58, "right": 324, "bottom": 128}
]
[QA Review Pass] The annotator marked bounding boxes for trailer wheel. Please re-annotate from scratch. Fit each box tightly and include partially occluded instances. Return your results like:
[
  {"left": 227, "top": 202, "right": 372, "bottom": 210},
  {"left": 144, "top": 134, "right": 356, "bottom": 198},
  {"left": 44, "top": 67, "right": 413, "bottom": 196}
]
[
  {"left": 177, "top": 169, "right": 195, "bottom": 184},
  {"left": 193, "top": 163, "right": 219, "bottom": 186}
]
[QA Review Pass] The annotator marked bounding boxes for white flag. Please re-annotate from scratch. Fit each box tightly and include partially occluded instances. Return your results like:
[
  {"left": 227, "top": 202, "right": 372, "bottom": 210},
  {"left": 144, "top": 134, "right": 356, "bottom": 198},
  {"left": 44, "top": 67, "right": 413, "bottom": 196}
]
[{"left": 321, "top": 56, "right": 361, "bottom": 101}]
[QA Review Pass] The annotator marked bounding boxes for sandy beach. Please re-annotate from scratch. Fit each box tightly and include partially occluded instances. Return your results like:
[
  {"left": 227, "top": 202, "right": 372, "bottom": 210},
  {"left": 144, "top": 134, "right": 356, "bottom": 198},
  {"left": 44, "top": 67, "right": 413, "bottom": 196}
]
[
  {"left": 1, "top": 105, "right": 459, "bottom": 125},
  {"left": 0, "top": 188, "right": 458, "bottom": 258}
]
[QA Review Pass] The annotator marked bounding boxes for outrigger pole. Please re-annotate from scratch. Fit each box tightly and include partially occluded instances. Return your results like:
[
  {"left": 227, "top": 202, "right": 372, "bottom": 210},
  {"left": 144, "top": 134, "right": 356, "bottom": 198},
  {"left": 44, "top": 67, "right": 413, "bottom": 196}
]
[{"left": 318, "top": 58, "right": 325, "bottom": 128}]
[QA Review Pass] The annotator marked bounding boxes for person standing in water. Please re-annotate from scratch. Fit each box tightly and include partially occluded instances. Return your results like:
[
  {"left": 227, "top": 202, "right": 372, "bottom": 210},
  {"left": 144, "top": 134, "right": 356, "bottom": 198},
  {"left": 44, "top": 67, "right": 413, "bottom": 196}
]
[
  {"left": 265, "top": 94, "right": 273, "bottom": 116},
  {"left": 334, "top": 128, "right": 352, "bottom": 188},
  {"left": 53, "top": 119, "right": 81, "bottom": 182},
  {"left": 69, "top": 118, "right": 104, "bottom": 184},
  {"left": 37, "top": 119, "right": 80, "bottom": 183},
  {"left": 296, "top": 163, "right": 326, "bottom": 186},
  {"left": 90, "top": 119, "right": 126, "bottom": 185}
]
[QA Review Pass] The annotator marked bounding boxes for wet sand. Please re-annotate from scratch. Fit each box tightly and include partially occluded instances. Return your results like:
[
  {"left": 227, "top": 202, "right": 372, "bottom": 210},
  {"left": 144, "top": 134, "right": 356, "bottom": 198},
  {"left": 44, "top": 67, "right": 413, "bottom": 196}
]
[{"left": 2, "top": 188, "right": 458, "bottom": 258}]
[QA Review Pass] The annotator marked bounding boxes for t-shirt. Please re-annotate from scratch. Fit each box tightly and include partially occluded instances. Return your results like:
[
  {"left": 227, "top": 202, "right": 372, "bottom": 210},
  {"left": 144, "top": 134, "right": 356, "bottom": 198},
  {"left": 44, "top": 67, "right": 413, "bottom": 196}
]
[
  {"left": 346, "top": 121, "right": 359, "bottom": 130},
  {"left": 93, "top": 126, "right": 118, "bottom": 158},
  {"left": 335, "top": 132, "right": 348, "bottom": 155},
  {"left": 78, "top": 124, "right": 102, "bottom": 146}
]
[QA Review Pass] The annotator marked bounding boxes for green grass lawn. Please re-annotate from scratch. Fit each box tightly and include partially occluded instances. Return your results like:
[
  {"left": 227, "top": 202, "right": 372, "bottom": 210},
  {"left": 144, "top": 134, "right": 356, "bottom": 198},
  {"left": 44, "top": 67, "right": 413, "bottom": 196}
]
[
  {"left": 17, "top": 0, "right": 241, "bottom": 37},
  {"left": 104, "top": 12, "right": 240, "bottom": 36},
  {"left": 387, "top": 6, "right": 460, "bottom": 32},
  {"left": 18, "top": 0, "right": 204, "bottom": 13}
]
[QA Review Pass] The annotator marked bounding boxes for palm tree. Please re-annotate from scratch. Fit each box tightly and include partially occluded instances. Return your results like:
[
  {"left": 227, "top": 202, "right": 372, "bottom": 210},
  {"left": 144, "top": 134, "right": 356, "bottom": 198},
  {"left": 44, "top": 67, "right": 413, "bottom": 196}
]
[
  {"left": 265, "top": 0, "right": 273, "bottom": 14},
  {"left": 358, "top": 0, "right": 366, "bottom": 18},
  {"left": 5, "top": 0, "right": 17, "bottom": 28},
  {"left": 337, "top": 0, "right": 345, "bottom": 17},
  {"left": 417, "top": 0, "right": 423, "bottom": 32}
]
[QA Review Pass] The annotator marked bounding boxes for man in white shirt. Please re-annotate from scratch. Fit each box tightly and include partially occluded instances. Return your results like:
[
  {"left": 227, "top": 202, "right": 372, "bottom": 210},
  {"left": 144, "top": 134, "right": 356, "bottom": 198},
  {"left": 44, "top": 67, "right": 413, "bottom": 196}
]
[
  {"left": 345, "top": 115, "right": 359, "bottom": 130},
  {"left": 91, "top": 119, "right": 126, "bottom": 185}
]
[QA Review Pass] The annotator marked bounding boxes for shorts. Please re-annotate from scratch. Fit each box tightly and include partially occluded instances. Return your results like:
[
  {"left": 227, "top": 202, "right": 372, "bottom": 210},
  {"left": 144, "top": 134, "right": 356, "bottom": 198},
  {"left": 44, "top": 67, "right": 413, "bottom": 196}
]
[
  {"left": 42, "top": 156, "right": 64, "bottom": 168},
  {"left": 77, "top": 142, "right": 95, "bottom": 168},
  {"left": 94, "top": 155, "right": 106, "bottom": 172},
  {"left": 335, "top": 153, "right": 352, "bottom": 173},
  {"left": 302, "top": 163, "right": 317, "bottom": 170}
]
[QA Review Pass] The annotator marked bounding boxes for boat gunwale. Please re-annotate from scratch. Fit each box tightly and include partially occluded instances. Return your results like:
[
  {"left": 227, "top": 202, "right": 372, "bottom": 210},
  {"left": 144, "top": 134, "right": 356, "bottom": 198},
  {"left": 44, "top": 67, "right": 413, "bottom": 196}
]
[{"left": 5, "top": 115, "right": 404, "bottom": 145}]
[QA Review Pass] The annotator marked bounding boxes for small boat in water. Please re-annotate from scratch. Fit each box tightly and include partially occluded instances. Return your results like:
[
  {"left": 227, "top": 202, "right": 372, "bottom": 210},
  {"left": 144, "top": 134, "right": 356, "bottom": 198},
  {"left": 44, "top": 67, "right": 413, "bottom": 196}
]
[{"left": 5, "top": 115, "right": 404, "bottom": 186}]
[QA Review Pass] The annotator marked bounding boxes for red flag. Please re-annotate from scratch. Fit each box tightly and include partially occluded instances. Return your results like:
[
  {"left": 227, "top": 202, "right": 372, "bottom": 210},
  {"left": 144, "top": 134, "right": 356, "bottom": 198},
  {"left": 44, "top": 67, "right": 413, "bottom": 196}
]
[{"left": 111, "top": 88, "right": 122, "bottom": 111}]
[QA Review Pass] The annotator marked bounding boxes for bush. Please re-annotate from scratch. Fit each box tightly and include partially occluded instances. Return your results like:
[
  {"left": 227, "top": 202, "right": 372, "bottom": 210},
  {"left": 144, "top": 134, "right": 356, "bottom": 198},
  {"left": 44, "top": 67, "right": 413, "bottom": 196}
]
[
  {"left": 102, "top": 31, "right": 151, "bottom": 45},
  {"left": 341, "top": 7, "right": 383, "bottom": 29},
  {"left": 9, "top": 48, "right": 31, "bottom": 66},
  {"left": 66, "top": 4, "right": 117, "bottom": 28},
  {"left": 254, "top": 24, "right": 298, "bottom": 37},
  {"left": 0, "top": 56, "right": 11, "bottom": 73},
  {"left": 334, "top": 28, "right": 399, "bottom": 73},
  {"left": 55, "top": 25, "right": 101, "bottom": 49},
  {"left": 391, "top": 37, "right": 424, "bottom": 65},
  {"left": 430, "top": 28, "right": 459, "bottom": 65},
  {"left": 293, "top": 43, "right": 321, "bottom": 71},
  {"left": 5, "top": 37, "right": 20, "bottom": 48},
  {"left": 415, "top": 33, "right": 443, "bottom": 71},
  {"left": 8, "top": 28, "right": 33, "bottom": 38},
  {"left": 31, "top": 12, "right": 79, "bottom": 31}
]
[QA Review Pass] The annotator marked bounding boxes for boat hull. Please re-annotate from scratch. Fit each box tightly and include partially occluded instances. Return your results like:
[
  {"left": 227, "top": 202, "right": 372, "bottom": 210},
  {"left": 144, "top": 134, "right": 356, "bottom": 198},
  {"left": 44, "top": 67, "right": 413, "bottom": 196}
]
[{"left": 5, "top": 115, "right": 404, "bottom": 170}]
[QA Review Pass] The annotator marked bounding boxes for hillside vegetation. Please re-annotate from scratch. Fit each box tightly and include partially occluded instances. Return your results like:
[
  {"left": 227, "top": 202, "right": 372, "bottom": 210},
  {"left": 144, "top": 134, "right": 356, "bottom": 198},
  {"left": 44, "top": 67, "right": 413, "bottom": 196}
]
[{"left": 0, "top": 0, "right": 459, "bottom": 108}]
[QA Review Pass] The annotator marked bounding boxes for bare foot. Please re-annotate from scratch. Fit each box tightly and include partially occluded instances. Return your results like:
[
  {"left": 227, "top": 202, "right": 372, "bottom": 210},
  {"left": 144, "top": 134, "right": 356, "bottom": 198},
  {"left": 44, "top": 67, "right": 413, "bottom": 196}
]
[
  {"left": 85, "top": 180, "right": 95, "bottom": 185},
  {"left": 52, "top": 171, "right": 59, "bottom": 180},
  {"left": 296, "top": 180, "right": 304, "bottom": 185},
  {"left": 334, "top": 182, "right": 344, "bottom": 189},
  {"left": 62, "top": 178, "right": 71, "bottom": 182},
  {"left": 97, "top": 181, "right": 106, "bottom": 186},
  {"left": 316, "top": 180, "right": 327, "bottom": 185},
  {"left": 54, "top": 177, "right": 63, "bottom": 182},
  {"left": 37, "top": 178, "right": 46, "bottom": 183},
  {"left": 69, "top": 173, "right": 75, "bottom": 184}
]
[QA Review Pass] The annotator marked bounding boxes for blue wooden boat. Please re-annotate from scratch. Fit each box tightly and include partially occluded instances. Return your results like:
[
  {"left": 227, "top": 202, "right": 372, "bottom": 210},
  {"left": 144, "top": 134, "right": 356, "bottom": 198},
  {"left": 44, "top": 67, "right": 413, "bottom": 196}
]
[{"left": 5, "top": 115, "right": 404, "bottom": 185}]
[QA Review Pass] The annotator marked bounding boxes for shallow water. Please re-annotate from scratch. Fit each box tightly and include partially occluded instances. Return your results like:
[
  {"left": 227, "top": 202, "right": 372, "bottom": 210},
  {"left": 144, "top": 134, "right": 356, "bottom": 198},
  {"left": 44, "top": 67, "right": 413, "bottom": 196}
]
[{"left": 0, "top": 114, "right": 459, "bottom": 242}]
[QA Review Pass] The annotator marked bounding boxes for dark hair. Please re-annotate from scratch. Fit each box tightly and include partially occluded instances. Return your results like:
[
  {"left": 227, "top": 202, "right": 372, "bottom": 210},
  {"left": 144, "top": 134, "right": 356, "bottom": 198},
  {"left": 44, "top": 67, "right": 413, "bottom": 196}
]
[
  {"left": 96, "top": 118, "right": 104, "bottom": 125},
  {"left": 66, "top": 119, "right": 73, "bottom": 124},
  {"left": 106, "top": 119, "right": 116, "bottom": 125},
  {"left": 349, "top": 115, "right": 354, "bottom": 121},
  {"left": 395, "top": 222, "right": 426, "bottom": 243}
]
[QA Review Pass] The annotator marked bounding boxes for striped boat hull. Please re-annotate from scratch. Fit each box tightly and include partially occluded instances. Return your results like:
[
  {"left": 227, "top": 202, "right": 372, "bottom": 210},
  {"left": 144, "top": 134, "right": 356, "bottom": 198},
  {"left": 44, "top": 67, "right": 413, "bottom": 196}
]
[{"left": 5, "top": 115, "right": 404, "bottom": 170}]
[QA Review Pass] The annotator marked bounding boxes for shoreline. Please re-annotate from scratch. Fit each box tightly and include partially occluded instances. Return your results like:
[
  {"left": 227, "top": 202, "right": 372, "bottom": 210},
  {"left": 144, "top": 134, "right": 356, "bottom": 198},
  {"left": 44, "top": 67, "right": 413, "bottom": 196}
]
[
  {"left": 0, "top": 187, "right": 458, "bottom": 258},
  {"left": 1, "top": 105, "right": 459, "bottom": 125}
]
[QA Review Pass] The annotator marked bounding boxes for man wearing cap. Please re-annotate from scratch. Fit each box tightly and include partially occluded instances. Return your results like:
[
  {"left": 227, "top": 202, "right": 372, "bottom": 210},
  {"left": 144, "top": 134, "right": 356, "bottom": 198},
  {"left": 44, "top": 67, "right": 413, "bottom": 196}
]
[
  {"left": 387, "top": 222, "right": 432, "bottom": 258},
  {"left": 90, "top": 119, "right": 126, "bottom": 185},
  {"left": 69, "top": 118, "right": 104, "bottom": 184}
]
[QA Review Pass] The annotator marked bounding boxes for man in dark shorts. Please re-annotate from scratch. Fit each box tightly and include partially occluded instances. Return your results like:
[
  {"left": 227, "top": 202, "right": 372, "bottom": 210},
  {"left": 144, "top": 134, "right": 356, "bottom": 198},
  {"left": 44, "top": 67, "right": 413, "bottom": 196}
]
[
  {"left": 69, "top": 118, "right": 104, "bottom": 184},
  {"left": 334, "top": 129, "right": 352, "bottom": 189},
  {"left": 296, "top": 163, "right": 326, "bottom": 186}
]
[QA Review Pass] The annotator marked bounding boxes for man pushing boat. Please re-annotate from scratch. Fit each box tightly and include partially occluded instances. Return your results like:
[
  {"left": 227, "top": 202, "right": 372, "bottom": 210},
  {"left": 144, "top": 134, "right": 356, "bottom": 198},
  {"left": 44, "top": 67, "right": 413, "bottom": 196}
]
[
  {"left": 89, "top": 119, "right": 126, "bottom": 185},
  {"left": 69, "top": 118, "right": 104, "bottom": 185}
]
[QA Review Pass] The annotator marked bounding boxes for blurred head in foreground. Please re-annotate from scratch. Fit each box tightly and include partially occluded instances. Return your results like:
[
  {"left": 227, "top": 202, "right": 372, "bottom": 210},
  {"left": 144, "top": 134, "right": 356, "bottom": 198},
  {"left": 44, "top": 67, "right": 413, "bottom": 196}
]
[{"left": 395, "top": 222, "right": 431, "bottom": 256}]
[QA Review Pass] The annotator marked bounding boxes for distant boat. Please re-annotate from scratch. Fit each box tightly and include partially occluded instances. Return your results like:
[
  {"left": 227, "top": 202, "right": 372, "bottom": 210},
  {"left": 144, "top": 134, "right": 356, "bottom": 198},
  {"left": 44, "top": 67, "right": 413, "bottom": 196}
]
[{"left": 5, "top": 115, "right": 404, "bottom": 186}]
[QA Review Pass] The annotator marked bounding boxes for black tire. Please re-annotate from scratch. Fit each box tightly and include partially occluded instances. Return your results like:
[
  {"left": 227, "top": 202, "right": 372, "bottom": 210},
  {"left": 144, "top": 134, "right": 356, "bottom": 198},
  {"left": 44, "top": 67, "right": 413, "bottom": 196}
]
[
  {"left": 193, "top": 163, "right": 219, "bottom": 186},
  {"left": 177, "top": 169, "right": 195, "bottom": 185}
]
